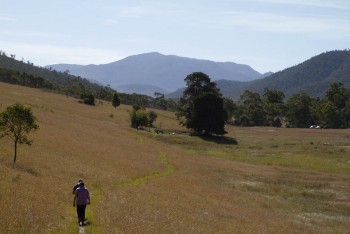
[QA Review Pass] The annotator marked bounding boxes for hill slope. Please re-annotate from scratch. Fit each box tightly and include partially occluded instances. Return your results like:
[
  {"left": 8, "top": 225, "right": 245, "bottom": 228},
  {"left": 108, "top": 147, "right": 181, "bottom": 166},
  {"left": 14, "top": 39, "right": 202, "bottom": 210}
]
[
  {"left": 228, "top": 50, "right": 350, "bottom": 100},
  {"left": 1, "top": 83, "right": 350, "bottom": 233},
  {"left": 48, "top": 52, "right": 265, "bottom": 94},
  {"left": 168, "top": 50, "right": 350, "bottom": 100},
  {"left": 0, "top": 51, "right": 115, "bottom": 100}
]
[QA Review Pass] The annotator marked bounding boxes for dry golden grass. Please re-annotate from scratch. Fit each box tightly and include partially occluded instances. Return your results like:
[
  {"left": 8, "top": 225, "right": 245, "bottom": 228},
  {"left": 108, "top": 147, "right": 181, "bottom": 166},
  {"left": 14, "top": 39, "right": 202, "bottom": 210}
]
[{"left": 1, "top": 82, "right": 350, "bottom": 233}]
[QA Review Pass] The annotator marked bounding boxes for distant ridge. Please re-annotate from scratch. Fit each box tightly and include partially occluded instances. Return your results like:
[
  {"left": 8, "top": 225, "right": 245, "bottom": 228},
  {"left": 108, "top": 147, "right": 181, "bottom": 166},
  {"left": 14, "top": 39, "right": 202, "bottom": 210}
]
[
  {"left": 48, "top": 52, "right": 266, "bottom": 95},
  {"left": 167, "top": 50, "right": 350, "bottom": 100}
]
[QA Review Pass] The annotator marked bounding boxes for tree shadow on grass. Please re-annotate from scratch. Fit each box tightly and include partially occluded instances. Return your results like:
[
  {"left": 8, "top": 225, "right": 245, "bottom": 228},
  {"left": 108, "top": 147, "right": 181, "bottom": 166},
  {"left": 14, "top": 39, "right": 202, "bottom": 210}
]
[
  {"left": 7, "top": 162, "right": 40, "bottom": 177},
  {"left": 194, "top": 134, "right": 238, "bottom": 145}
]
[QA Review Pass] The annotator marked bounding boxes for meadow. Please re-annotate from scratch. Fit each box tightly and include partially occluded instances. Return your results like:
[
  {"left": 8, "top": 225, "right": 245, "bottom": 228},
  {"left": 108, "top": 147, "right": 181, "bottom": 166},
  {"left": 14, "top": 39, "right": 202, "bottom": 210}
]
[{"left": 0, "top": 82, "right": 349, "bottom": 233}]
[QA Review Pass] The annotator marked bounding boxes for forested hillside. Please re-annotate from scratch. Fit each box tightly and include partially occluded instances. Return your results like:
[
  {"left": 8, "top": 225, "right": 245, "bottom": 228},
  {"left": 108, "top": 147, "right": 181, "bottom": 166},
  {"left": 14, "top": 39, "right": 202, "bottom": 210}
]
[
  {"left": 220, "top": 50, "right": 350, "bottom": 100},
  {"left": 0, "top": 51, "right": 176, "bottom": 110},
  {"left": 0, "top": 51, "right": 113, "bottom": 98}
]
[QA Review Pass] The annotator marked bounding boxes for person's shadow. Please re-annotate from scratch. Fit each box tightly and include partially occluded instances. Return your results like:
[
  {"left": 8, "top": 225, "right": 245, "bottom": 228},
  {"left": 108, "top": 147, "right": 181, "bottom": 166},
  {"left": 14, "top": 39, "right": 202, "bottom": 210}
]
[{"left": 83, "top": 219, "right": 91, "bottom": 226}]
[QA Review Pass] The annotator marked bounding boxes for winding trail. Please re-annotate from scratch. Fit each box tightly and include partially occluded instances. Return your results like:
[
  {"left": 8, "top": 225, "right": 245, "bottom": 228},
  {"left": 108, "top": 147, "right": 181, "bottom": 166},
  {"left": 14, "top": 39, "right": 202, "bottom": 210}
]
[
  {"left": 73, "top": 151, "right": 175, "bottom": 233},
  {"left": 116, "top": 151, "right": 176, "bottom": 189}
]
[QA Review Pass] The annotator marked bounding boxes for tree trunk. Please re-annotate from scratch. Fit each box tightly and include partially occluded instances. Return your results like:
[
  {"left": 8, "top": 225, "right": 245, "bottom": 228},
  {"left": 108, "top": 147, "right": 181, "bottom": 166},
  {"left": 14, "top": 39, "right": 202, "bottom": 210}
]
[{"left": 13, "top": 140, "right": 17, "bottom": 163}]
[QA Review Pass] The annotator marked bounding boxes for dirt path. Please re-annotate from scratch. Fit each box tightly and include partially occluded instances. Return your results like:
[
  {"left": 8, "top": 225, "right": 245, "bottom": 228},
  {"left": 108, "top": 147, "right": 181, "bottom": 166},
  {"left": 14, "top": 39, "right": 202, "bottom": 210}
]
[
  {"left": 78, "top": 226, "right": 85, "bottom": 234},
  {"left": 116, "top": 151, "right": 176, "bottom": 189},
  {"left": 74, "top": 151, "right": 175, "bottom": 233}
]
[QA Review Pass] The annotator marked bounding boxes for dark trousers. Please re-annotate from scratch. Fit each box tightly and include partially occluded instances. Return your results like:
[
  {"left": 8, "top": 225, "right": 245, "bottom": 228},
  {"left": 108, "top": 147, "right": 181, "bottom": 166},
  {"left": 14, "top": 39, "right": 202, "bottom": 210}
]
[{"left": 76, "top": 204, "right": 87, "bottom": 222}]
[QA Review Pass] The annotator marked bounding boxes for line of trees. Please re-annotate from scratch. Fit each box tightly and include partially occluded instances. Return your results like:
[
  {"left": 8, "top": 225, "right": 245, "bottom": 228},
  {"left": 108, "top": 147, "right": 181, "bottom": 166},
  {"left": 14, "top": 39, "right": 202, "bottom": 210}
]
[
  {"left": 229, "top": 82, "right": 350, "bottom": 128},
  {"left": 176, "top": 72, "right": 350, "bottom": 136}
]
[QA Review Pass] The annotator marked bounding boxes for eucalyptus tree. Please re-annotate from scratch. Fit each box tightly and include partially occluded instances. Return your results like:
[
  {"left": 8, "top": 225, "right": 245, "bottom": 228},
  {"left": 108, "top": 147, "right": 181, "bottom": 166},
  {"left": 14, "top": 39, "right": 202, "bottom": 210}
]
[
  {"left": 0, "top": 103, "right": 39, "bottom": 162},
  {"left": 176, "top": 72, "right": 227, "bottom": 135}
]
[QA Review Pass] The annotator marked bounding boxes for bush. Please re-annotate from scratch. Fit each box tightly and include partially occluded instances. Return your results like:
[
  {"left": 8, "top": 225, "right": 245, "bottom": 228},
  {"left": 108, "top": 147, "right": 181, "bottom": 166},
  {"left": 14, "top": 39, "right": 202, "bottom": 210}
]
[
  {"left": 130, "top": 109, "right": 148, "bottom": 128},
  {"left": 130, "top": 108, "right": 158, "bottom": 128},
  {"left": 148, "top": 111, "right": 157, "bottom": 127},
  {"left": 80, "top": 93, "right": 95, "bottom": 105}
]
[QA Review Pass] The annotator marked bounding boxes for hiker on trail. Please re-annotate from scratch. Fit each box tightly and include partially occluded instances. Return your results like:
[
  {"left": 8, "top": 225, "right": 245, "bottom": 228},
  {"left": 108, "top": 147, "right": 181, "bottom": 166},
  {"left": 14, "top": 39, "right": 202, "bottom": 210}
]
[
  {"left": 72, "top": 179, "right": 83, "bottom": 194},
  {"left": 73, "top": 182, "right": 90, "bottom": 226}
]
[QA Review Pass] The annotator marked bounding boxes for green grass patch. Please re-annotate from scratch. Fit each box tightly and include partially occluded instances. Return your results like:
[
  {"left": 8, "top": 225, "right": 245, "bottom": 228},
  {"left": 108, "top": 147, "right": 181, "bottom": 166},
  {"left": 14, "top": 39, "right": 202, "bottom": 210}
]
[
  {"left": 209, "top": 147, "right": 350, "bottom": 174},
  {"left": 116, "top": 151, "right": 175, "bottom": 189},
  {"left": 155, "top": 131, "right": 350, "bottom": 174}
]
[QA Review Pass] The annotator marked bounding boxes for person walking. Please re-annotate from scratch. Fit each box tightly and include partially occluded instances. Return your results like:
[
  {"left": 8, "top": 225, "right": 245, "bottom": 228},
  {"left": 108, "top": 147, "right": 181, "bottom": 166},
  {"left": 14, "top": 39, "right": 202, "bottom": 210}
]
[
  {"left": 72, "top": 179, "right": 83, "bottom": 194},
  {"left": 73, "top": 182, "right": 90, "bottom": 226}
]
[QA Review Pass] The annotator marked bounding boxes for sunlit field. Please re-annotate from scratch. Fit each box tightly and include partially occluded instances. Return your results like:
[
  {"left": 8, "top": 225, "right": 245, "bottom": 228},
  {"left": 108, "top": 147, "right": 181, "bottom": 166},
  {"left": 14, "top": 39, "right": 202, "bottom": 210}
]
[{"left": 1, "top": 82, "right": 349, "bottom": 233}]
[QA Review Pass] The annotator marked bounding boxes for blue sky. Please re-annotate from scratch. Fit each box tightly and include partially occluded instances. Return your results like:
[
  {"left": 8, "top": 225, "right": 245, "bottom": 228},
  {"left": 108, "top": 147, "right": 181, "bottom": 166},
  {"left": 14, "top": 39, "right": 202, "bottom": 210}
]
[{"left": 1, "top": 0, "right": 349, "bottom": 73}]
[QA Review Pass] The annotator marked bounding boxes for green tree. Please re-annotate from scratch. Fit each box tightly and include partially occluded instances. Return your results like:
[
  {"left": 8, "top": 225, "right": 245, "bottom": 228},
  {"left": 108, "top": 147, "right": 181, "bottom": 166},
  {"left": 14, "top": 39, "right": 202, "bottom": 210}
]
[
  {"left": 112, "top": 92, "right": 121, "bottom": 108},
  {"left": 176, "top": 72, "right": 227, "bottom": 135},
  {"left": 326, "top": 82, "right": 347, "bottom": 109},
  {"left": 97, "top": 86, "right": 114, "bottom": 101},
  {"left": 309, "top": 97, "right": 323, "bottom": 126},
  {"left": 130, "top": 107, "right": 157, "bottom": 128},
  {"left": 154, "top": 92, "right": 167, "bottom": 110},
  {"left": 325, "top": 82, "right": 350, "bottom": 128},
  {"left": 344, "top": 99, "right": 350, "bottom": 127},
  {"left": 165, "top": 98, "right": 178, "bottom": 112},
  {"left": 190, "top": 93, "right": 227, "bottom": 135},
  {"left": 237, "top": 90, "right": 266, "bottom": 126},
  {"left": 147, "top": 111, "right": 158, "bottom": 127},
  {"left": 320, "top": 100, "right": 343, "bottom": 128},
  {"left": 0, "top": 103, "right": 39, "bottom": 162},
  {"left": 130, "top": 108, "right": 148, "bottom": 128},
  {"left": 80, "top": 93, "right": 95, "bottom": 105},
  {"left": 223, "top": 97, "right": 237, "bottom": 124},
  {"left": 262, "top": 88, "right": 286, "bottom": 126},
  {"left": 286, "top": 93, "right": 312, "bottom": 128}
]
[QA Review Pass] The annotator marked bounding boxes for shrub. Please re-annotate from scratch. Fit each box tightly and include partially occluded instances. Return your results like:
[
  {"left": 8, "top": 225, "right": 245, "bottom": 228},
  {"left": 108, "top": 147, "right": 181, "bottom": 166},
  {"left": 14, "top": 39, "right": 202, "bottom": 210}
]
[
  {"left": 130, "top": 108, "right": 158, "bottom": 128},
  {"left": 80, "top": 93, "right": 95, "bottom": 105}
]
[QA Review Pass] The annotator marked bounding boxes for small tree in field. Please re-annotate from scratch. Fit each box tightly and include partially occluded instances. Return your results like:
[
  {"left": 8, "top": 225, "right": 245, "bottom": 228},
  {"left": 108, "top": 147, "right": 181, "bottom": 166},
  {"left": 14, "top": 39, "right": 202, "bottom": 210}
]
[
  {"left": 112, "top": 92, "right": 121, "bottom": 108},
  {"left": 130, "top": 107, "right": 158, "bottom": 129},
  {"left": 130, "top": 108, "right": 148, "bottom": 128},
  {"left": 0, "top": 103, "right": 39, "bottom": 162}
]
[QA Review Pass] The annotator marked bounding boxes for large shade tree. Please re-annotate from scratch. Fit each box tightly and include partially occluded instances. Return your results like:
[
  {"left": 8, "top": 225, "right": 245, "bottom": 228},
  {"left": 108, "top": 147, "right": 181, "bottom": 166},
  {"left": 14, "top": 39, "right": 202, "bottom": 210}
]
[
  {"left": 176, "top": 72, "right": 227, "bottom": 135},
  {"left": 286, "top": 93, "right": 313, "bottom": 128},
  {"left": 0, "top": 103, "right": 39, "bottom": 162}
]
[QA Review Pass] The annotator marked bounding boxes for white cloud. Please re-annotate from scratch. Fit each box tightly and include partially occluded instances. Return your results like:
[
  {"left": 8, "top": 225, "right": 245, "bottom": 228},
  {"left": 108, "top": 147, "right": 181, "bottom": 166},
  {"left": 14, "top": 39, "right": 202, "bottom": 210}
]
[
  {"left": 224, "top": 11, "right": 350, "bottom": 36},
  {"left": 104, "top": 19, "right": 119, "bottom": 25},
  {"left": 0, "top": 15, "right": 18, "bottom": 21},
  {"left": 0, "top": 30, "right": 68, "bottom": 40},
  {"left": 110, "top": 2, "right": 180, "bottom": 19},
  {"left": 255, "top": 0, "right": 350, "bottom": 10}
]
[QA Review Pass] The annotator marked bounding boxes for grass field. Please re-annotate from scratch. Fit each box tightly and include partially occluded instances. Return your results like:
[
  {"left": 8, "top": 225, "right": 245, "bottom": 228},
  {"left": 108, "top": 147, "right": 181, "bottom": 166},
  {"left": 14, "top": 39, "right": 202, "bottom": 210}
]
[{"left": 1, "top": 82, "right": 349, "bottom": 233}]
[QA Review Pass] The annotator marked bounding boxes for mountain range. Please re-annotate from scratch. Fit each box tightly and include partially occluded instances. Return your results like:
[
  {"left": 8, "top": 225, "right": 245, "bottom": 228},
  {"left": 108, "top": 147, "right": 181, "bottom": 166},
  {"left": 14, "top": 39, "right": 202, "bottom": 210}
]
[
  {"left": 215, "top": 50, "right": 350, "bottom": 100},
  {"left": 2, "top": 49, "right": 349, "bottom": 101},
  {"left": 47, "top": 52, "right": 271, "bottom": 96},
  {"left": 48, "top": 50, "right": 350, "bottom": 100}
]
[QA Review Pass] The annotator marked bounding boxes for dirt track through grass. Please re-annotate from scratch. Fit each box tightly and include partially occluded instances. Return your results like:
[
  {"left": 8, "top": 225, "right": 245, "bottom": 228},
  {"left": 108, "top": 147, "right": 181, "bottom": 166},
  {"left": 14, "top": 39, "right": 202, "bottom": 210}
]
[
  {"left": 115, "top": 151, "right": 176, "bottom": 189},
  {"left": 1, "top": 83, "right": 350, "bottom": 233},
  {"left": 69, "top": 151, "right": 176, "bottom": 233}
]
